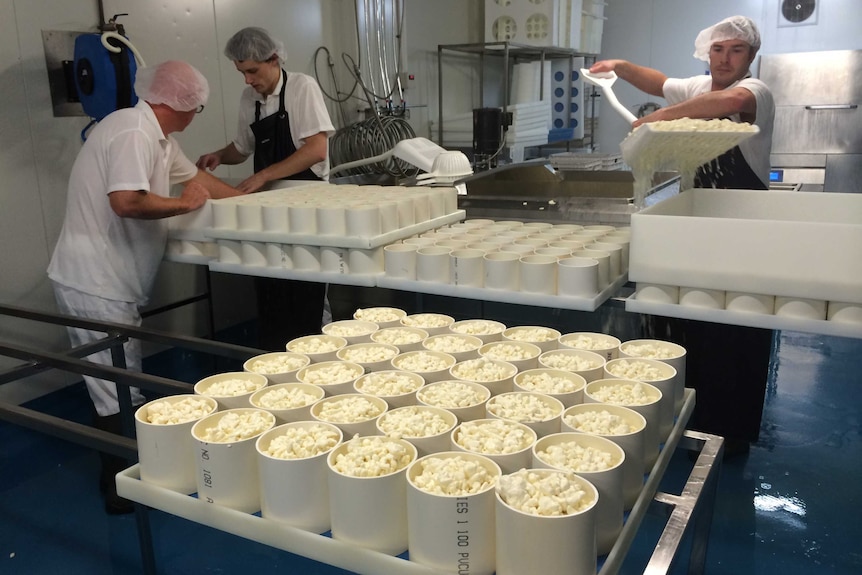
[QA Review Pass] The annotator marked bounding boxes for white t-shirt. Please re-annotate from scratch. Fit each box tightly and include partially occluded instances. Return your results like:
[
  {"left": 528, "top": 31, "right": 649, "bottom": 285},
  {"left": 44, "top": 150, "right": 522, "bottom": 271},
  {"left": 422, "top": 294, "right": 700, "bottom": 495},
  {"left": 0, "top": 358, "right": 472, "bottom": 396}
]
[
  {"left": 662, "top": 75, "right": 775, "bottom": 187},
  {"left": 232, "top": 71, "right": 335, "bottom": 179},
  {"left": 48, "top": 100, "right": 197, "bottom": 305}
]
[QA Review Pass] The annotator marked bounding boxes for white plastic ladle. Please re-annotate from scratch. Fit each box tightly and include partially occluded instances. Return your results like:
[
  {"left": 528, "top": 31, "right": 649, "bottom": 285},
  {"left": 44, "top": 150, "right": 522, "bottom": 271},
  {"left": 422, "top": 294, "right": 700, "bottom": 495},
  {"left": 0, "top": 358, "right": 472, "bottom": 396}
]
[{"left": 580, "top": 68, "right": 638, "bottom": 125}]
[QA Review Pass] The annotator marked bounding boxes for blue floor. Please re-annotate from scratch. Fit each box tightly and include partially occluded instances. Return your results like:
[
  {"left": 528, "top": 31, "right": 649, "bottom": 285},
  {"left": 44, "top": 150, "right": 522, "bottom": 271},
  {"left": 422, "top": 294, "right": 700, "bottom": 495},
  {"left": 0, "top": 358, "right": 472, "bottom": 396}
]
[{"left": 1, "top": 329, "right": 860, "bottom": 574}]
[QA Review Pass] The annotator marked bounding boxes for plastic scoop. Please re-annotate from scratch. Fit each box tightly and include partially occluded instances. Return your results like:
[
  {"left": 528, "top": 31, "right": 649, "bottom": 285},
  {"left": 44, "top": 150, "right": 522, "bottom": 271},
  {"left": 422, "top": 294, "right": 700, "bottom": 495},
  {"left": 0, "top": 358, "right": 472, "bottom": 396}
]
[
  {"left": 580, "top": 68, "right": 638, "bottom": 125},
  {"left": 329, "top": 137, "right": 449, "bottom": 176},
  {"left": 415, "top": 150, "right": 473, "bottom": 185}
]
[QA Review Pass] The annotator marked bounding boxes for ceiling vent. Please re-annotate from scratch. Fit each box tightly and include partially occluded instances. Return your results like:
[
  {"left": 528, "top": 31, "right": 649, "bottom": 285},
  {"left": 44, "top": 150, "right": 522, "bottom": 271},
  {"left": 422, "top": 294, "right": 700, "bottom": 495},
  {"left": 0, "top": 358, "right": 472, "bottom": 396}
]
[{"left": 778, "top": 0, "right": 818, "bottom": 27}]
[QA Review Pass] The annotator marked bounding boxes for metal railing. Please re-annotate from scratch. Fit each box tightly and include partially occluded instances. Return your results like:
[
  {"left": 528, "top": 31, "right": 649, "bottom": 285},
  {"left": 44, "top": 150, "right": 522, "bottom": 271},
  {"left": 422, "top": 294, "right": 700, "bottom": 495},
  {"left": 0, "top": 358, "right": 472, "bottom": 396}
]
[{"left": 0, "top": 302, "right": 264, "bottom": 574}]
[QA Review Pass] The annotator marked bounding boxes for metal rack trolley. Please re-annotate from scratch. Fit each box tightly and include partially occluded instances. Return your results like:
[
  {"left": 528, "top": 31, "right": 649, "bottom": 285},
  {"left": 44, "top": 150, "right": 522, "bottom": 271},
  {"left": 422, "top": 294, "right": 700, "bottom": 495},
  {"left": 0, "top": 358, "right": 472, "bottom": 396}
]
[
  {"left": 1, "top": 302, "right": 723, "bottom": 575},
  {"left": 436, "top": 41, "right": 598, "bottom": 151}
]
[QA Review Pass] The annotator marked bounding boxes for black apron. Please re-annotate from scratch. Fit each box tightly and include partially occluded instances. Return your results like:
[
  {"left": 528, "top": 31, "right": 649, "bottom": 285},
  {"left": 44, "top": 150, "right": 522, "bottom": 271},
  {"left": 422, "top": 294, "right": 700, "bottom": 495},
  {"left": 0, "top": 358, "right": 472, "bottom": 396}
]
[
  {"left": 252, "top": 69, "right": 326, "bottom": 350},
  {"left": 695, "top": 144, "right": 767, "bottom": 190},
  {"left": 644, "top": 131, "right": 772, "bottom": 448},
  {"left": 251, "top": 70, "right": 319, "bottom": 181}
]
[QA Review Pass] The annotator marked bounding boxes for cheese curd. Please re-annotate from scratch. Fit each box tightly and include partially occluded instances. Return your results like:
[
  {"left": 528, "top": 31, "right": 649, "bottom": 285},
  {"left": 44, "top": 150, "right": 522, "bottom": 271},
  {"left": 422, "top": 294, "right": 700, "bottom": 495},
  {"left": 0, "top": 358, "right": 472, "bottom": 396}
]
[
  {"left": 589, "top": 382, "right": 657, "bottom": 405},
  {"left": 481, "top": 343, "right": 538, "bottom": 362},
  {"left": 562, "top": 335, "right": 616, "bottom": 351},
  {"left": 621, "top": 343, "right": 679, "bottom": 359},
  {"left": 424, "top": 335, "right": 480, "bottom": 354},
  {"left": 606, "top": 359, "right": 665, "bottom": 381},
  {"left": 339, "top": 344, "right": 398, "bottom": 364},
  {"left": 299, "top": 362, "right": 363, "bottom": 385},
  {"left": 372, "top": 328, "right": 426, "bottom": 346},
  {"left": 288, "top": 337, "right": 342, "bottom": 354},
  {"left": 454, "top": 419, "right": 534, "bottom": 454},
  {"left": 451, "top": 320, "right": 505, "bottom": 336},
  {"left": 324, "top": 321, "right": 377, "bottom": 337},
  {"left": 402, "top": 314, "right": 453, "bottom": 328},
  {"left": 536, "top": 441, "right": 618, "bottom": 472},
  {"left": 393, "top": 352, "right": 453, "bottom": 373},
  {"left": 540, "top": 352, "right": 599, "bottom": 372},
  {"left": 411, "top": 456, "right": 498, "bottom": 496},
  {"left": 505, "top": 327, "right": 558, "bottom": 343},
  {"left": 487, "top": 393, "right": 560, "bottom": 423},
  {"left": 143, "top": 397, "right": 213, "bottom": 425},
  {"left": 517, "top": 372, "right": 580, "bottom": 394},
  {"left": 378, "top": 406, "right": 453, "bottom": 438},
  {"left": 354, "top": 307, "right": 404, "bottom": 323},
  {"left": 647, "top": 117, "right": 756, "bottom": 133},
  {"left": 330, "top": 437, "right": 414, "bottom": 477},
  {"left": 248, "top": 355, "right": 308, "bottom": 375},
  {"left": 262, "top": 425, "right": 341, "bottom": 459},
  {"left": 564, "top": 410, "right": 637, "bottom": 435},
  {"left": 497, "top": 469, "right": 594, "bottom": 515},
  {"left": 315, "top": 395, "right": 384, "bottom": 423},
  {"left": 356, "top": 371, "right": 423, "bottom": 397},
  {"left": 197, "top": 411, "right": 274, "bottom": 443},
  {"left": 254, "top": 386, "right": 320, "bottom": 409},
  {"left": 418, "top": 381, "right": 487, "bottom": 408},
  {"left": 202, "top": 378, "right": 263, "bottom": 397},
  {"left": 452, "top": 358, "right": 516, "bottom": 382}
]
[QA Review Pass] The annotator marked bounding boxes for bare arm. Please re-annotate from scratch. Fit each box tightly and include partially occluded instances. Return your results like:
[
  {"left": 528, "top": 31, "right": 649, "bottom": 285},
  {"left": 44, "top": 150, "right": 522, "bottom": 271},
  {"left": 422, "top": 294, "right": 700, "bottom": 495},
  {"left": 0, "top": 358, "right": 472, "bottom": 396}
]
[
  {"left": 196, "top": 142, "right": 249, "bottom": 171},
  {"left": 590, "top": 59, "right": 668, "bottom": 98},
  {"left": 634, "top": 86, "right": 757, "bottom": 127},
  {"left": 108, "top": 182, "right": 209, "bottom": 219},
  {"left": 236, "top": 131, "right": 328, "bottom": 194},
  {"left": 186, "top": 168, "right": 247, "bottom": 199}
]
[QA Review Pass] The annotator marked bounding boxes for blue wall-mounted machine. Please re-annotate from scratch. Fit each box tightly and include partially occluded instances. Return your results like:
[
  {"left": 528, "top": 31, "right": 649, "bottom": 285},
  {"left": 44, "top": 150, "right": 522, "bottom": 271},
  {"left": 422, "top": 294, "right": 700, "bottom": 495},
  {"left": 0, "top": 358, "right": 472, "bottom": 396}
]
[{"left": 73, "top": 32, "right": 137, "bottom": 122}]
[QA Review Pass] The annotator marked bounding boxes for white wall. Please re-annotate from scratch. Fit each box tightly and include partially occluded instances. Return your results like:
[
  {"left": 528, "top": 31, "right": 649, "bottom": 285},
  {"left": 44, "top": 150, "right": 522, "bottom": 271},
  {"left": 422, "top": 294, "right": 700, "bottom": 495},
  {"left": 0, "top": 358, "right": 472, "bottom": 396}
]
[
  {"left": 595, "top": 0, "right": 862, "bottom": 153},
  {"left": 0, "top": 0, "right": 482, "bottom": 403}
]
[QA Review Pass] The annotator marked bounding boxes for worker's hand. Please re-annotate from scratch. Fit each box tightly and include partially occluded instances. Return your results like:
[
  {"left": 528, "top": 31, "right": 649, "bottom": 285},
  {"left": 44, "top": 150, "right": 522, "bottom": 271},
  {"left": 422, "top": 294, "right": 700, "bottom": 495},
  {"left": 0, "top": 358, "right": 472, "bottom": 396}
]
[
  {"left": 589, "top": 60, "right": 620, "bottom": 74},
  {"left": 180, "top": 180, "right": 211, "bottom": 211},
  {"left": 237, "top": 172, "right": 268, "bottom": 194},
  {"left": 196, "top": 152, "right": 222, "bottom": 171}
]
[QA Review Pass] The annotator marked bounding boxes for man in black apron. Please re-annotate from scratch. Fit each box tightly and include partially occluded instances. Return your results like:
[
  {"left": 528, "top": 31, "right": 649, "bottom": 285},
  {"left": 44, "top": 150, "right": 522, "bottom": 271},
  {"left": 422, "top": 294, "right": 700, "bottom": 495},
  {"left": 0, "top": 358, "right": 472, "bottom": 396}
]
[
  {"left": 590, "top": 16, "right": 776, "bottom": 455},
  {"left": 197, "top": 27, "right": 335, "bottom": 350}
]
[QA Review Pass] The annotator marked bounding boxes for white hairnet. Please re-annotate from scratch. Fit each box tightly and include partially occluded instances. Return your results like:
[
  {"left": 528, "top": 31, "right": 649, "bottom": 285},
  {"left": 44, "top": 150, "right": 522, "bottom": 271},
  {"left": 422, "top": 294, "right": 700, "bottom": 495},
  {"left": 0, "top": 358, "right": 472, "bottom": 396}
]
[
  {"left": 693, "top": 16, "right": 761, "bottom": 61},
  {"left": 134, "top": 60, "right": 209, "bottom": 112},
  {"left": 224, "top": 27, "right": 286, "bottom": 64}
]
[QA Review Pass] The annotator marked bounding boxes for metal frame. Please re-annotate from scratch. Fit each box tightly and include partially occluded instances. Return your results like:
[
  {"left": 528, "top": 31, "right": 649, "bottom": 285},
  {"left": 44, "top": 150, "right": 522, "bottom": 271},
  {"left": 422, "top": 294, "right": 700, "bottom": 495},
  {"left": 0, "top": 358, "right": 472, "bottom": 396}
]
[
  {"left": 0, "top": 302, "right": 722, "bottom": 575},
  {"left": 436, "top": 41, "right": 597, "bottom": 151},
  {"left": 0, "top": 303, "right": 263, "bottom": 575}
]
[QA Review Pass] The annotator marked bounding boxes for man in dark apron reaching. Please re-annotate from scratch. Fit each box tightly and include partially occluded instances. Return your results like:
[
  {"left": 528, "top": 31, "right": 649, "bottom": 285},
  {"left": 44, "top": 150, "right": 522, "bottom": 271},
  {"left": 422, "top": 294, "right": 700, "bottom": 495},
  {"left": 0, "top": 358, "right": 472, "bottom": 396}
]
[
  {"left": 589, "top": 16, "right": 776, "bottom": 455},
  {"left": 197, "top": 27, "right": 335, "bottom": 349}
]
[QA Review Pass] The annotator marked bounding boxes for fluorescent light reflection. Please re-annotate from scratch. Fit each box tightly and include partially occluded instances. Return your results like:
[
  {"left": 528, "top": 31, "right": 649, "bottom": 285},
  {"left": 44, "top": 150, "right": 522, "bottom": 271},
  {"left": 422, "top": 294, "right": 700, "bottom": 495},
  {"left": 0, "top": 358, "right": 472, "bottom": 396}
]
[{"left": 754, "top": 493, "right": 807, "bottom": 517}]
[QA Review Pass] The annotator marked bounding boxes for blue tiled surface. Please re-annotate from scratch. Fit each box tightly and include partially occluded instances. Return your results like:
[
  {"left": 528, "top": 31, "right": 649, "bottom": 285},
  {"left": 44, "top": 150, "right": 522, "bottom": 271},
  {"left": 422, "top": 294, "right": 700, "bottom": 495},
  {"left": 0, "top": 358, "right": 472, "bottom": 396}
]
[{"left": 1, "top": 329, "right": 860, "bottom": 575}]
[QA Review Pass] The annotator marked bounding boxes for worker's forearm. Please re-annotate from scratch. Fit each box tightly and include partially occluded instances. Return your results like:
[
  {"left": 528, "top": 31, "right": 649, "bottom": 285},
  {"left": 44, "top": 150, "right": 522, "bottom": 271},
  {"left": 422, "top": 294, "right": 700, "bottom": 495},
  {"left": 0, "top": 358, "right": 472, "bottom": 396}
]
[
  {"left": 189, "top": 169, "right": 245, "bottom": 199},
  {"left": 109, "top": 190, "right": 202, "bottom": 219},
  {"left": 216, "top": 143, "right": 249, "bottom": 165},
  {"left": 613, "top": 61, "right": 668, "bottom": 98}
]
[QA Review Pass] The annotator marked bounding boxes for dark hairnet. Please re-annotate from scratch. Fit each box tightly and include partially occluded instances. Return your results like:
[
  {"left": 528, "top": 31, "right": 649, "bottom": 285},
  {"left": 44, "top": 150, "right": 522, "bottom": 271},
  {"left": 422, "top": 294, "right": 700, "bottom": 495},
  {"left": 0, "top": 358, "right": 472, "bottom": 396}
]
[{"left": 224, "top": 27, "right": 286, "bottom": 64}]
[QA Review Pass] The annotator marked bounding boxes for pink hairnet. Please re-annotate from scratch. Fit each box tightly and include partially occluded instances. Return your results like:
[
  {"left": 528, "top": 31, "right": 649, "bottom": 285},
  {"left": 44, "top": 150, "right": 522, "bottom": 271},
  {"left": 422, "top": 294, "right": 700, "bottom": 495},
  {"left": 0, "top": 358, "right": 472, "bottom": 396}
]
[
  {"left": 134, "top": 60, "right": 209, "bottom": 112},
  {"left": 693, "top": 16, "right": 761, "bottom": 61}
]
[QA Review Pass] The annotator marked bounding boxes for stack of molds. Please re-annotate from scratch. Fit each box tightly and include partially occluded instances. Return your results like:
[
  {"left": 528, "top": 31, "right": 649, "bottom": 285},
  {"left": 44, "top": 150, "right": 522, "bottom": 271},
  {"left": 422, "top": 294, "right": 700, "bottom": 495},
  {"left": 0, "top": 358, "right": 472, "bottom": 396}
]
[{"left": 166, "top": 183, "right": 464, "bottom": 286}]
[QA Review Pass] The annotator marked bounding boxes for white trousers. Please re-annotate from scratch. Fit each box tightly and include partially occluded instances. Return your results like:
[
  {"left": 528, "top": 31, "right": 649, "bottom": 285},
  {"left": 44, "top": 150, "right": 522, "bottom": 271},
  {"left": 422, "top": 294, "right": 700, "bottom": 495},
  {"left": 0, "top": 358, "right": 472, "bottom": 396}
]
[{"left": 52, "top": 282, "right": 146, "bottom": 417}]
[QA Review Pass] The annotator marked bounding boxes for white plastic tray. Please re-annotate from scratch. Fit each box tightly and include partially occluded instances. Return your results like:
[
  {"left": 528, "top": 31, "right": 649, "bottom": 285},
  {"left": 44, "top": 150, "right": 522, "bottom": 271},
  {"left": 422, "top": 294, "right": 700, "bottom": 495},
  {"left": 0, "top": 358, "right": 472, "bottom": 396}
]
[
  {"left": 204, "top": 211, "right": 466, "bottom": 249},
  {"left": 629, "top": 189, "right": 862, "bottom": 304},
  {"left": 620, "top": 123, "right": 758, "bottom": 173},
  {"left": 626, "top": 294, "right": 862, "bottom": 340},
  {"left": 377, "top": 273, "right": 629, "bottom": 312},
  {"left": 117, "top": 391, "right": 695, "bottom": 575},
  {"left": 208, "top": 262, "right": 382, "bottom": 287}
]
